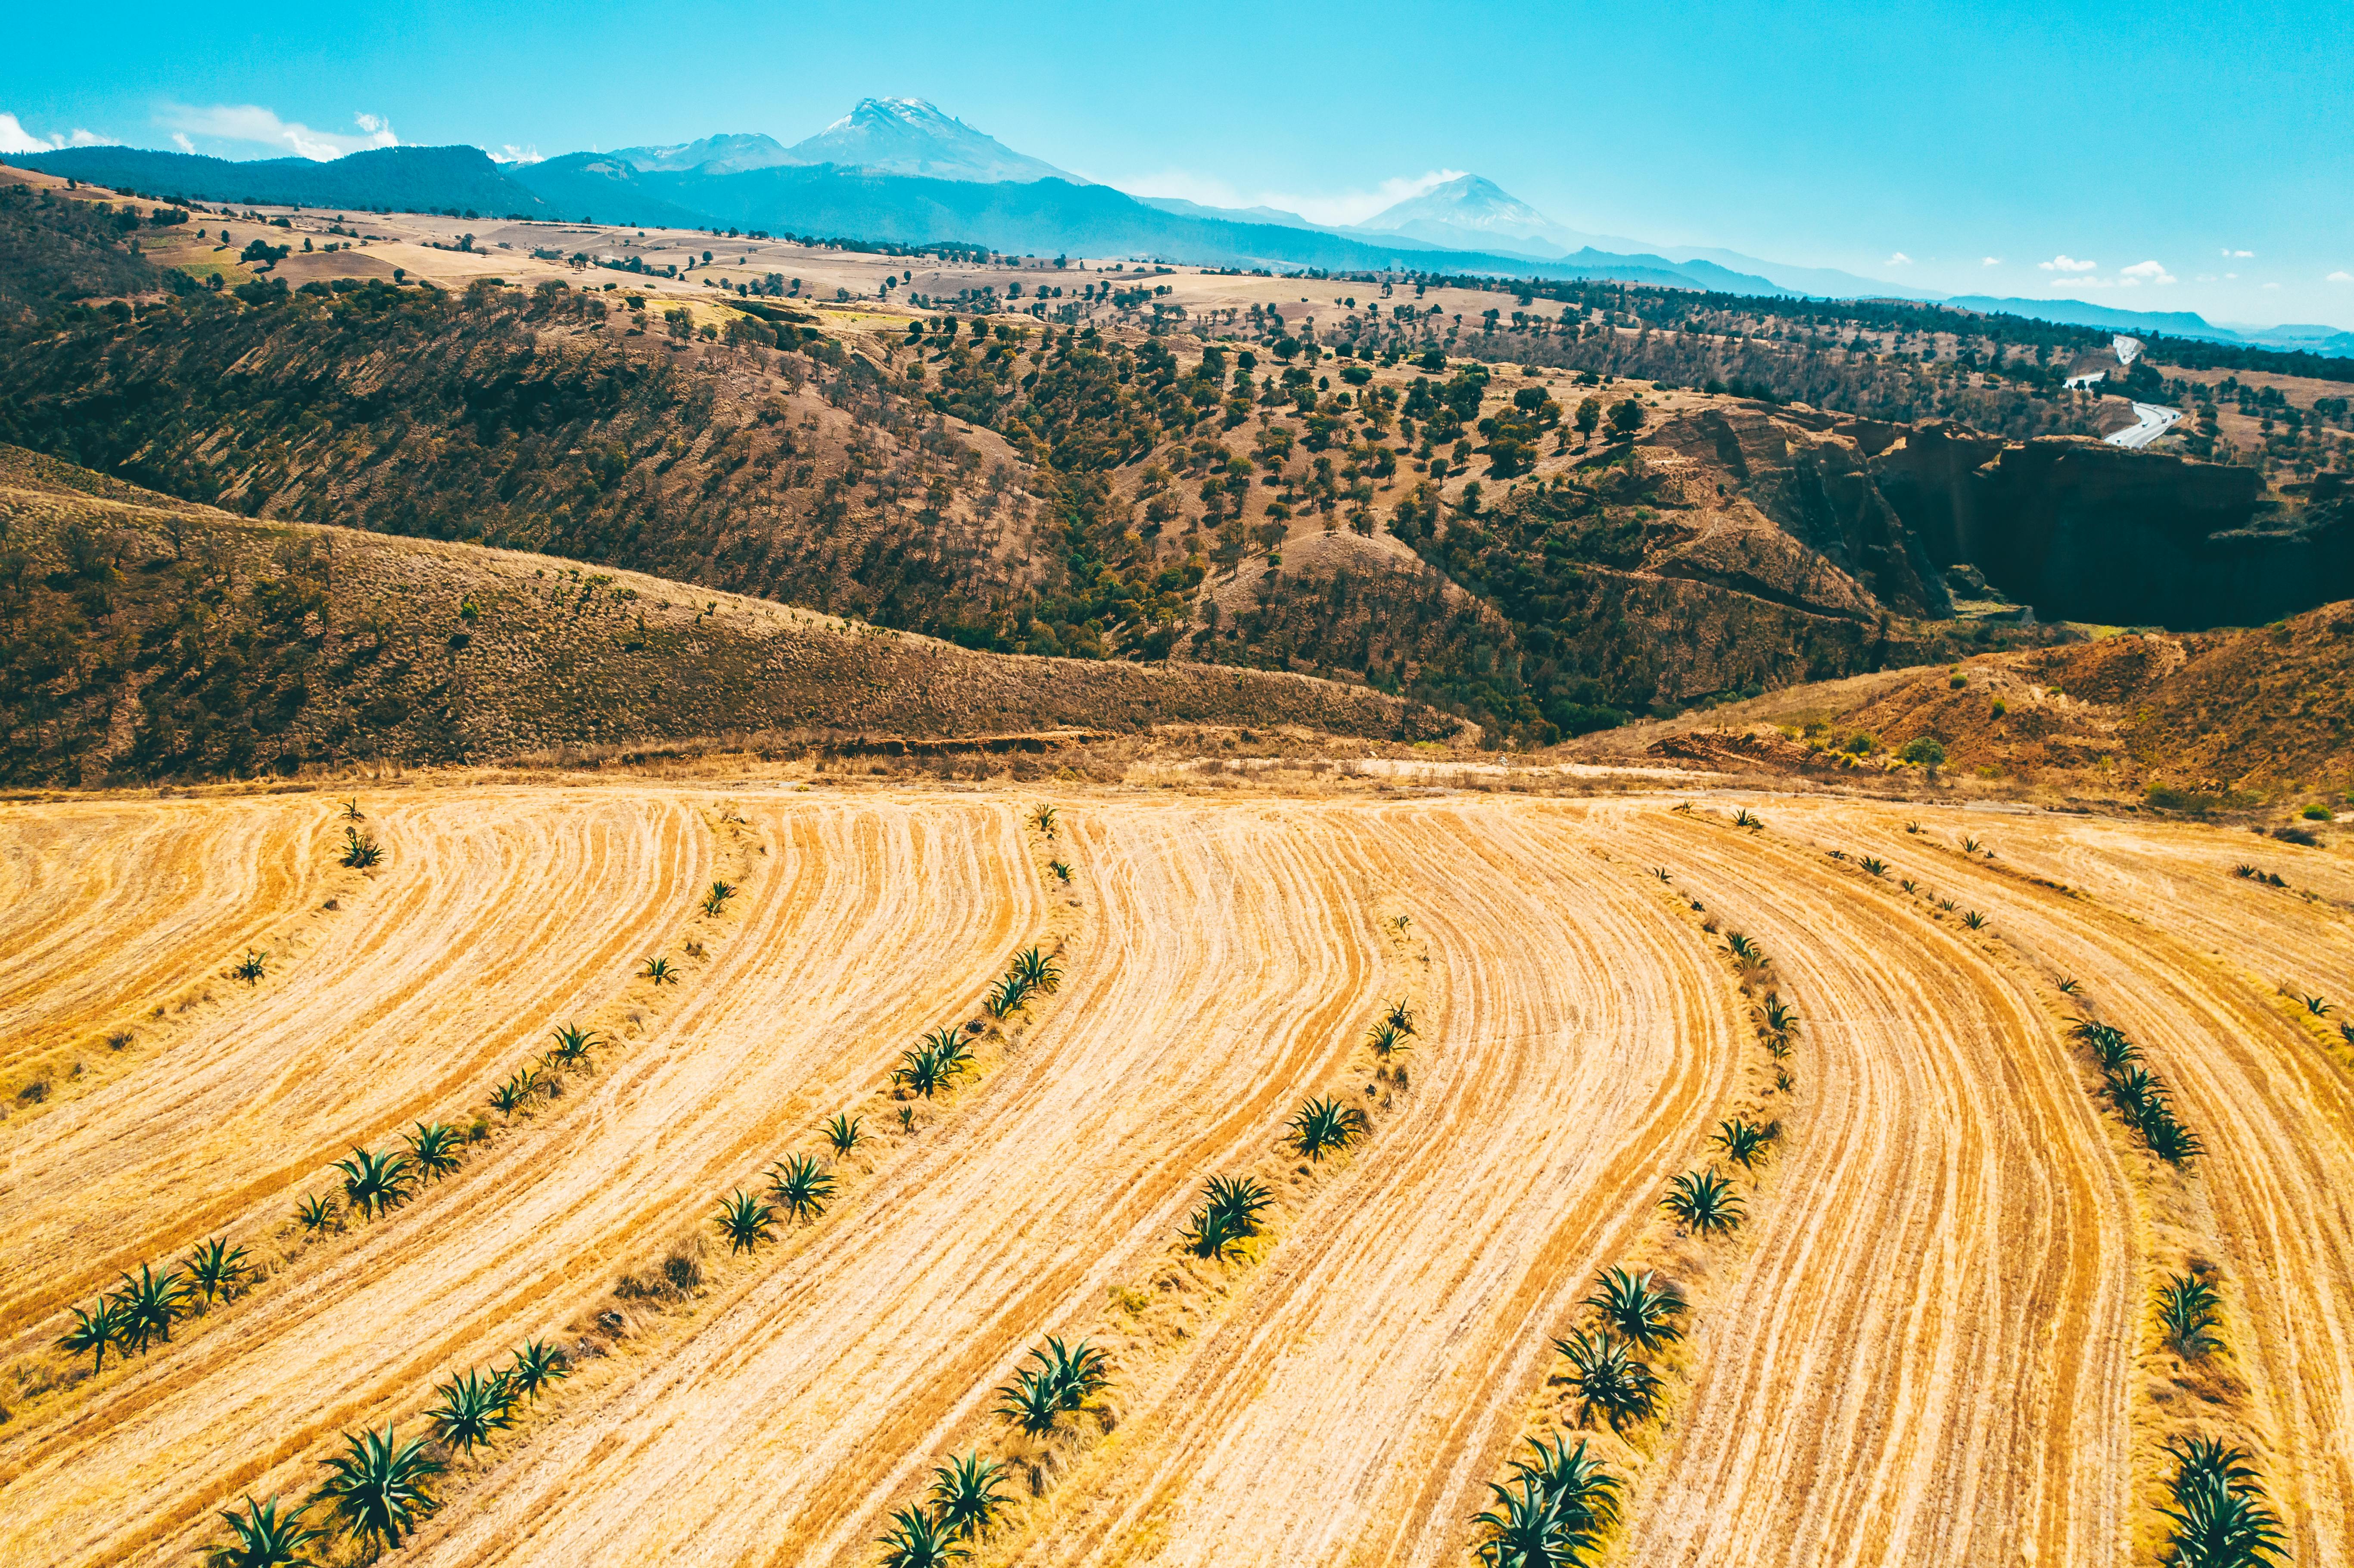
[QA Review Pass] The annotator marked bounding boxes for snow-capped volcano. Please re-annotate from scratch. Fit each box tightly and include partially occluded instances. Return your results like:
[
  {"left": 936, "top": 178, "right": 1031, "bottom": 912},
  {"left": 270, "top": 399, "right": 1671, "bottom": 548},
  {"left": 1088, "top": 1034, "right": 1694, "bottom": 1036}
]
[
  {"left": 1353, "top": 174, "right": 1588, "bottom": 257},
  {"left": 780, "top": 98, "right": 1078, "bottom": 184}
]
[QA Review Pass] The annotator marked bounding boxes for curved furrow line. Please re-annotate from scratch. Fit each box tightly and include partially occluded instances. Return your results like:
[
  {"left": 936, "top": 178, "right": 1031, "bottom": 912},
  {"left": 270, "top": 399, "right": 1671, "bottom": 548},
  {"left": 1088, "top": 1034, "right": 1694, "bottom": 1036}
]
[
  {"left": 1606, "top": 811, "right": 2136, "bottom": 1568},
  {"left": 0, "top": 791, "right": 710, "bottom": 1355},
  {"left": 0, "top": 800, "right": 330, "bottom": 1076},
  {"left": 0, "top": 795, "right": 1029, "bottom": 1568},
  {"left": 1011, "top": 799, "right": 1743, "bottom": 1568},
  {"left": 404, "top": 800, "right": 1386, "bottom": 1568},
  {"left": 1820, "top": 807, "right": 2354, "bottom": 1567}
]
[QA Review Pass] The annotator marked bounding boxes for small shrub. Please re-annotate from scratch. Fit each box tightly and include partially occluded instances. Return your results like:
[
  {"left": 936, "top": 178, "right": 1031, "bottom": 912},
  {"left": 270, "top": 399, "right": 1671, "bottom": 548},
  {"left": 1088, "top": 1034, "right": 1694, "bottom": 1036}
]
[
  {"left": 1990, "top": 698, "right": 2008, "bottom": 717},
  {"left": 2301, "top": 803, "right": 2332, "bottom": 821},
  {"left": 1900, "top": 737, "right": 1947, "bottom": 768}
]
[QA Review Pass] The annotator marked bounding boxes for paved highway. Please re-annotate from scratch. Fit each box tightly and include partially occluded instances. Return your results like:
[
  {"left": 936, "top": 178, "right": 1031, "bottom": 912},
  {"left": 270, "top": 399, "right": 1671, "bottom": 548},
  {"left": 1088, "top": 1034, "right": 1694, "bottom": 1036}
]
[{"left": 2105, "top": 401, "right": 2181, "bottom": 448}]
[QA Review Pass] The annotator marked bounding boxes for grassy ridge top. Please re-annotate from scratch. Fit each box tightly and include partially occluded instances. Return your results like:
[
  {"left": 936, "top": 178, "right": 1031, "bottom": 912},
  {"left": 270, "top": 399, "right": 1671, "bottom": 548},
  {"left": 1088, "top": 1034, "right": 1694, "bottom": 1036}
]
[{"left": 0, "top": 446, "right": 1460, "bottom": 786}]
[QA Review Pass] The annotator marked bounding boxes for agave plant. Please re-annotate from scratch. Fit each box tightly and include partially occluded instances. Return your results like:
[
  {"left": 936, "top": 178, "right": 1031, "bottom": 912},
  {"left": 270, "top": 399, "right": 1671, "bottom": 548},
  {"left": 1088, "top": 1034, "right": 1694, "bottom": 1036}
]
[
  {"left": 1724, "top": 931, "right": 1765, "bottom": 967},
  {"left": 1904, "top": 820, "right": 1921, "bottom": 834},
  {"left": 1182, "top": 1203, "right": 1255, "bottom": 1261},
  {"left": 1008, "top": 946, "right": 1064, "bottom": 995},
  {"left": 234, "top": 949, "right": 269, "bottom": 985},
  {"left": 333, "top": 1145, "right": 414, "bottom": 1220},
  {"left": 1048, "top": 858, "right": 1074, "bottom": 883},
  {"left": 894, "top": 1045, "right": 947, "bottom": 1098},
  {"left": 2142, "top": 1113, "right": 2206, "bottom": 1167},
  {"left": 1937, "top": 898, "right": 1958, "bottom": 913},
  {"left": 1504, "top": 1432, "right": 1621, "bottom": 1533},
  {"left": 1385, "top": 999, "right": 1417, "bottom": 1035},
  {"left": 1859, "top": 856, "right": 1888, "bottom": 877},
  {"left": 1961, "top": 835, "right": 1982, "bottom": 854},
  {"left": 985, "top": 974, "right": 1031, "bottom": 1018},
  {"left": 1761, "top": 993, "right": 1799, "bottom": 1037},
  {"left": 1031, "top": 803, "right": 1059, "bottom": 837},
  {"left": 2057, "top": 977, "right": 2083, "bottom": 996},
  {"left": 58, "top": 1297, "right": 130, "bottom": 1376},
  {"left": 545, "top": 1022, "right": 599, "bottom": 1071},
  {"left": 928, "top": 1450, "right": 1012, "bottom": 1543},
  {"left": 701, "top": 880, "right": 737, "bottom": 916},
  {"left": 1551, "top": 1328, "right": 1661, "bottom": 1431},
  {"left": 877, "top": 1504, "right": 969, "bottom": 1568},
  {"left": 1662, "top": 1168, "right": 1746, "bottom": 1237},
  {"left": 2160, "top": 1438, "right": 2285, "bottom": 1568},
  {"left": 507, "top": 1339, "right": 570, "bottom": 1402},
  {"left": 405, "top": 1122, "right": 464, "bottom": 1182},
  {"left": 185, "top": 1235, "right": 251, "bottom": 1307},
  {"left": 2157, "top": 1272, "right": 2223, "bottom": 1358},
  {"left": 295, "top": 1192, "right": 338, "bottom": 1237},
  {"left": 2232, "top": 864, "right": 2259, "bottom": 880},
  {"left": 822, "top": 1113, "right": 863, "bottom": 1157},
  {"left": 339, "top": 828, "right": 383, "bottom": 869},
  {"left": 1731, "top": 808, "right": 1763, "bottom": 831},
  {"left": 311, "top": 1423, "right": 442, "bottom": 1551},
  {"left": 203, "top": 1493, "right": 324, "bottom": 1568},
  {"left": 1710, "top": 1117, "right": 1774, "bottom": 1171},
  {"left": 1827, "top": 848, "right": 1848, "bottom": 862},
  {"left": 1030, "top": 1335, "right": 1111, "bottom": 1411},
  {"left": 1365, "top": 1018, "right": 1411, "bottom": 1058},
  {"left": 994, "top": 1366, "right": 1064, "bottom": 1434},
  {"left": 640, "top": 955, "right": 678, "bottom": 985},
  {"left": 428, "top": 1366, "right": 517, "bottom": 1456},
  {"left": 1582, "top": 1266, "right": 1685, "bottom": 1351},
  {"left": 2071, "top": 1017, "right": 2141, "bottom": 1071},
  {"left": 489, "top": 1068, "right": 542, "bottom": 1115},
  {"left": 339, "top": 798, "right": 364, "bottom": 821},
  {"left": 715, "top": 1188, "right": 775, "bottom": 1253},
  {"left": 1900, "top": 878, "right": 1918, "bottom": 894},
  {"left": 109, "top": 1263, "right": 193, "bottom": 1353},
  {"left": 767, "top": 1153, "right": 837, "bottom": 1224},
  {"left": 1287, "top": 1095, "right": 1369, "bottom": 1161},
  {"left": 1962, "top": 909, "right": 1990, "bottom": 930},
  {"left": 2301, "top": 993, "right": 2333, "bottom": 1017},
  {"left": 1652, "top": 867, "right": 1671, "bottom": 882},
  {"left": 1473, "top": 1476, "right": 1596, "bottom": 1568}
]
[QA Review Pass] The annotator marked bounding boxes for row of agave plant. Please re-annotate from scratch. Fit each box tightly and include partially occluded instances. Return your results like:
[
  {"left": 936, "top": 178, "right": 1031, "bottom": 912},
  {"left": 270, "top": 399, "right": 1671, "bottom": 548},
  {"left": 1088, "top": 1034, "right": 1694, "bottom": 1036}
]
[
  {"left": 1474, "top": 874, "right": 1800, "bottom": 1565},
  {"left": 2069, "top": 1017, "right": 2203, "bottom": 1166},
  {"left": 875, "top": 992, "right": 1411, "bottom": 1564},
  {"left": 198, "top": 1338, "right": 571, "bottom": 1565},
  {"left": 56, "top": 1020, "right": 607, "bottom": 1388},
  {"left": 713, "top": 948, "right": 1065, "bottom": 1252},
  {"left": 872, "top": 1337, "right": 1112, "bottom": 1565}
]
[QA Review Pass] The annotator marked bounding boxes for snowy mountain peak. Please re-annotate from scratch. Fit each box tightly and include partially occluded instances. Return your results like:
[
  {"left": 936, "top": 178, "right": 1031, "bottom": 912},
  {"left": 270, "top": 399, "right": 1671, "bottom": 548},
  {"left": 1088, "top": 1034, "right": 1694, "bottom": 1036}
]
[
  {"left": 1355, "top": 174, "right": 1579, "bottom": 257},
  {"left": 784, "top": 98, "right": 1078, "bottom": 184}
]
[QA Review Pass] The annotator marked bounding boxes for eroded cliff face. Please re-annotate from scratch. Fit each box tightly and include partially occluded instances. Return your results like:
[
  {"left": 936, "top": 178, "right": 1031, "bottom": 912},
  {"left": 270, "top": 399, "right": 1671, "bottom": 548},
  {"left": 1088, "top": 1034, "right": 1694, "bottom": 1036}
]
[{"left": 1873, "top": 425, "right": 2347, "bottom": 629}]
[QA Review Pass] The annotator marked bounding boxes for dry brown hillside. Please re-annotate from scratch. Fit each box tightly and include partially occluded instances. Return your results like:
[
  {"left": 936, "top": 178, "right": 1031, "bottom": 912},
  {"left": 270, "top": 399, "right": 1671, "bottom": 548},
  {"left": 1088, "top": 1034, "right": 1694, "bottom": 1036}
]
[
  {"left": 0, "top": 446, "right": 1461, "bottom": 786},
  {"left": 1586, "top": 602, "right": 2354, "bottom": 806}
]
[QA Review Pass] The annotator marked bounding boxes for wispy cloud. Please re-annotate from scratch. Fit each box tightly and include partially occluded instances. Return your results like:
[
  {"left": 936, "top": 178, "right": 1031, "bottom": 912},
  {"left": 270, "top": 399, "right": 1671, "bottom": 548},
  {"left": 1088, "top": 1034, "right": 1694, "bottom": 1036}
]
[
  {"left": 157, "top": 104, "right": 397, "bottom": 162},
  {"left": 0, "top": 111, "right": 112, "bottom": 153},
  {"left": 2222, "top": 248, "right": 2254, "bottom": 258},
  {"left": 1981, "top": 256, "right": 2002, "bottom": 267},
  {"left": 2038, "top": 254, "right": 2097, "bottom": 273},
  {"left": 2329, "top": 270, "right": 2353, "bottom": 284},
  {"left": 490, "top": 144, "right": 544, "bottom": 165},
  {"left": 1884, "top": 252, "right": 1913, "bottom": 267},
  {"left": 2118, "top": 259, "right": 2176, "bottom": 286},
  {"left": 1110, "top": 167, "right": 1470, "bottom": 227}
]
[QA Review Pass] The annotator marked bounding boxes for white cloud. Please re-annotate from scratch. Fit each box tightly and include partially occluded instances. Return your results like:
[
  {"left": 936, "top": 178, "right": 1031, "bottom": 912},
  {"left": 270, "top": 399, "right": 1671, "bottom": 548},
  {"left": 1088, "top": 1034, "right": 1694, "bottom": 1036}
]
[
  {"left": 490, "top": 144, "right": 544, "bottom": 165},
  {"left": 2262, "top": 281, "right": 2280, "bottom": 289},
  {"left": 0, "top": 112, "right": 112, "bottom": 154},
  {"left": 1111, "top": 166, "right": 1470, "bottom": 227},
  {"left": 1981, "top": 256, "right": 2002, "bottom": 267},
  {"left": 1885, "top": 251, "right": 1913, "bottom": 266},
  {"left": 2222, "top": 248, "right": 2253, "bottom": 258},
  {"left": 171, "top": 132, "right": 196, "bottom": 153},
  {"left": 2119, "top": 259, "right": 2176, "bottom": 285},
  {"left": 157, "top": 104, "right": 397, "bottom": 161},
  {"left": 2038, "top": 254, "right": 2098, "bottom": 272},
  {"left": 2329, "top": 270, "right": 2354, "bottom": 284},
  {"left": 0, "top": 112, "right": 51, "bottom": 154}
]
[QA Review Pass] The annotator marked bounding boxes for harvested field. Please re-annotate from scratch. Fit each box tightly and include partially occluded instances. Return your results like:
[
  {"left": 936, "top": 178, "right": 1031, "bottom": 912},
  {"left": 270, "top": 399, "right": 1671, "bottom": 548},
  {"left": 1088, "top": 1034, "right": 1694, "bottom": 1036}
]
[{"left": 3, "top": 783, "right": 2348, "bottom": 1568}]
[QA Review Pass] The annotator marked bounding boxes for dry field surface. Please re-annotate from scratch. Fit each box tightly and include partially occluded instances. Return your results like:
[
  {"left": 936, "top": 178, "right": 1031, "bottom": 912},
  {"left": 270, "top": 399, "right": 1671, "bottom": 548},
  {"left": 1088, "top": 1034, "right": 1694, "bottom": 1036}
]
[{"left": 2, "top": 782, "right": 2349, "bottom": 1567}]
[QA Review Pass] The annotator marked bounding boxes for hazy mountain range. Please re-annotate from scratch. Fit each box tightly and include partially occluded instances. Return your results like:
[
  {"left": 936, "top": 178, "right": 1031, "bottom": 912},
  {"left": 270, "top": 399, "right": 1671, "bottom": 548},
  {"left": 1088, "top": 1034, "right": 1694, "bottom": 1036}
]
[{"left": 15, "top": 97, "right": 2350, "bottom": 355}]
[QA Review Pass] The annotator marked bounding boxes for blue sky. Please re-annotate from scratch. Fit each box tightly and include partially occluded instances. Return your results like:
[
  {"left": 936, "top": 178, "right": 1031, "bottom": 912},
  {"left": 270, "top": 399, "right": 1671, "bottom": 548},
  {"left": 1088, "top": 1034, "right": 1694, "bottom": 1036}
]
[{"left": 6, "top": 0, "right": 2349, "bottom": 327}]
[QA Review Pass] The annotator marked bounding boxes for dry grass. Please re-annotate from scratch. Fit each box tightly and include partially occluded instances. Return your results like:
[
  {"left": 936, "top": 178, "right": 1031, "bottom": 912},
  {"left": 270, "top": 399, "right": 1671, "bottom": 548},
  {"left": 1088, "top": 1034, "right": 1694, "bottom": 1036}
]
[{"left": 0, "top": 779, "right": 2348, "bottom": 1566}]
